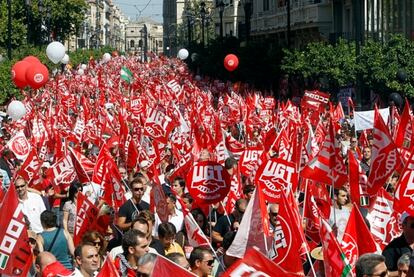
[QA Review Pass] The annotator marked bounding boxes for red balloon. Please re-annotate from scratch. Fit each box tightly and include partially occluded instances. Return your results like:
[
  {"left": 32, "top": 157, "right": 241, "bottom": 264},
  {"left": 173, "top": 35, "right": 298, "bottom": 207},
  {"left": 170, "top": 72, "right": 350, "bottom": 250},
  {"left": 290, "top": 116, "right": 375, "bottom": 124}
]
[
  {"left": 25, "top": 63, "right": 49, "bottom": 89},
  {"left": 224, "top": 54, "right": 239, "bottom": 72},
  {"left": 23, "top": 56, "right": 41, "bottom": 64},
  {"left": 11, "top": 61, "right": 31, "bottom": 88}
]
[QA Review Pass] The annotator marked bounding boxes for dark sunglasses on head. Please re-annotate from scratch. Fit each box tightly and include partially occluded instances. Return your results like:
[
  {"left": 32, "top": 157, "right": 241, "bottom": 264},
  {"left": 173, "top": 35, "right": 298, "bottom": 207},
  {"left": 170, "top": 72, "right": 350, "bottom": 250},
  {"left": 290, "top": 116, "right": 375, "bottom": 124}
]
[
  {"left": 269, "top": 212, "right": 278, "bottom": 217},
  {"left": 133, "top": 187, "right": 145, "bottom": 192}
]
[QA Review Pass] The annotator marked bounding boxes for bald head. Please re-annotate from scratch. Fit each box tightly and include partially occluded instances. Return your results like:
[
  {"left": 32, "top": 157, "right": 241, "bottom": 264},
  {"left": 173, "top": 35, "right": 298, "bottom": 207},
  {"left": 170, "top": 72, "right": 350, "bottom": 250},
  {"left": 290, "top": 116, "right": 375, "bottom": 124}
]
[{"left": 35, "top": 251, "right": 57, "bottom": 273}]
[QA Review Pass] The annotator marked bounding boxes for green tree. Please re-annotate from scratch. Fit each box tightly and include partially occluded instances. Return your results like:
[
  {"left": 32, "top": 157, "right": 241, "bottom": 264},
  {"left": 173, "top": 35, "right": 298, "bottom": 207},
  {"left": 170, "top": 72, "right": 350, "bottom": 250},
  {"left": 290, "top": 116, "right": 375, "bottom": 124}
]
[
  {"left": 0, "top": 1, "right": 28, "bottom": 49},
  {"left": 282, "top": 39, "right": 358, "bottom": 89}
]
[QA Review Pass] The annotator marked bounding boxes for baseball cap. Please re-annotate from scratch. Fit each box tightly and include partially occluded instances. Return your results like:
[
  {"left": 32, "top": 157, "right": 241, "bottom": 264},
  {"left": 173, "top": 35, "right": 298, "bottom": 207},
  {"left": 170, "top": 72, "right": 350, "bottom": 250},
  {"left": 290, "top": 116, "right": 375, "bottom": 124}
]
[{"left": 42, "top": 261, "right": 73, "bottom": 277}]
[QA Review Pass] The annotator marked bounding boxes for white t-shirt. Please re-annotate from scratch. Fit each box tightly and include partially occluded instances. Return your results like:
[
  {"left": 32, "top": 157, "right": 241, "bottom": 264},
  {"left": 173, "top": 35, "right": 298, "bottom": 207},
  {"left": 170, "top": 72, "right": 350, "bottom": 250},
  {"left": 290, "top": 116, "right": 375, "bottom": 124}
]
[
  {"left": 19, "top": 192, "right": 46, "bottom": 234},
  {"left": 328, "top": 207, "right": 351, "bottom": 242},
  {"left": 153, "top": 209, "right": 184, "bottom": 237}
]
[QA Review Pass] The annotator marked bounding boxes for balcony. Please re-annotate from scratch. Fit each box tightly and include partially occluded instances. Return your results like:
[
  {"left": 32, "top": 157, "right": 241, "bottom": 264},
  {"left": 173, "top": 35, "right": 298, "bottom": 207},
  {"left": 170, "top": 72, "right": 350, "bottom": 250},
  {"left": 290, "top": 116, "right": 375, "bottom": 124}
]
[{"left": 251, "top": 1, "right": 332, "bottom": 34}]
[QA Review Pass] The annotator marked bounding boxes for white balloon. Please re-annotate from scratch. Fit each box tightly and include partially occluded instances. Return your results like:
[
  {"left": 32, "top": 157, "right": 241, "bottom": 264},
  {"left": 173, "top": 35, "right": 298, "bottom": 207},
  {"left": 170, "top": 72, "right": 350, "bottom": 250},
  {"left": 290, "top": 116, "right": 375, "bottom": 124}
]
[
  {"left": 102, "top": 53, "right": 111, "bottom": 63},
  {"left": 77, "top": 68, "right": 84, "bottom": 75},
  {"left": 177, "top": 49, "right": 189, "bottom": 60},
  {"left": 46, "top": 41, "right": 66, "bottom": 64},
  {"left": 81, "top": 64, "right": 87, "bottom": 70},
  {"left": 61, "top": 54, "right": 69, "bottom": 64},
  {"left": 7, "top": 100, "right": 27, "bottom": 121}
]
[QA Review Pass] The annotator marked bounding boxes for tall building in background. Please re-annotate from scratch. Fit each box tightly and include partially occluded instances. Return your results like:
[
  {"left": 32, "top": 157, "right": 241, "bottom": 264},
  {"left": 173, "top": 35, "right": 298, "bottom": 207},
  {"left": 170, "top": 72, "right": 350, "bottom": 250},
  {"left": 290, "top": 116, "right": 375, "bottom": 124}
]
[
  {"left": 206, "top": 0, "right": 414, "bottom": 48},
  {"left": 125, "top": 18, "right": 163, "bottom": 56},
  {"left": 67, "top": 0, "right": 127, "bottom": 52}
]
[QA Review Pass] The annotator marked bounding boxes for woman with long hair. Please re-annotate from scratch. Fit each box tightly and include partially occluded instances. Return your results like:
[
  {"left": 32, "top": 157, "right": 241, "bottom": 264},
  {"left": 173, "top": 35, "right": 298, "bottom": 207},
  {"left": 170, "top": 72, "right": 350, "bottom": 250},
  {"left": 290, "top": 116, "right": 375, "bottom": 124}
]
[{"left": 62, "top": 183, "right": 81, "bottom": 237}]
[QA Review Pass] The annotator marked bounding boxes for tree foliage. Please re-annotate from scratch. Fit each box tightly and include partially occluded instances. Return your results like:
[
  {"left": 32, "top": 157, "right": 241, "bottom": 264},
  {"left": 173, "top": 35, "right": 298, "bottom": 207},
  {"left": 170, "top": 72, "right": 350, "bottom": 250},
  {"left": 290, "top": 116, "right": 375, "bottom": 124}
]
[
  {"left": 0, "top": 0, "right": 87, "bottom": 47},
  {"left": 282, "top": 34, "right": 414, "bottom": 99}
]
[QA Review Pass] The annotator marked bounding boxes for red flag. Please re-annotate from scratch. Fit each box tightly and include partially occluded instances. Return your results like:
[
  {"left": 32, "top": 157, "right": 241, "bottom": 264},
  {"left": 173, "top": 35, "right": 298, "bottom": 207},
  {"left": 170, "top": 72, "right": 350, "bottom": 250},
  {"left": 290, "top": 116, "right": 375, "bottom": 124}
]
[
  {"left": 97, "top": 255, "right": 120, "bottom": 277},
  {"left": 303, "top": 182, "right": 322, "bottom": 244},
  {"left": 186, "top": 161, "right": 231, "bottom": 205},
  {"left": 256, "top": 157, "right": 298, "bottom": 203},
  {"left": 226, "top": 189, "right": 270, "bottom": 259},
  {"left": 367, "top": 108, "right": 401, "bottom": 194},
  {"left": 91, "top": 145, "right": 110, "bottom": 186},
  {"left": 394, "top": 99, "right": 412, "bottom": 148},
  {"left": 341, "top": 204, "right": 378, "bottom": 274},
  {"left": 223, "top": 167, "right": 243, "bottom": 215},
  {"left": 394, "top": 150, "right": 414, "bottom": 215},
  {"left": 348, "top": 150, "right": 369, "bottom": 206},
  {"left": 152, "top": 254, "right": 197, "bottom": 277},
  {"left": 101, "top": 158, "right": 127, "bottom": 212},
  {"left": 6, "top": 131, "right": 31, "bottom": 160},
  {"left": 268, "top": 192, "right": 306, "bottom": 275},
  {"left": 0, "top": 184, "right": 33, "bottom": 276},
  {"left": 301, "top": 121, "right": 336, "bottom": 185},
  {"left": 319, "top": 218, "right": 352, "bottom": 277},
  {"left": 150, "top": 183, "right": 169, "bottom": 223},
  {"left": 144, "top": 108, "right": 177, "bottom": 144},
  {"left": 46, "top": 155, "right": 76, "bottom": 190},
  {"left": 74, "top": 192, "right": 100, "bottom": 245},
  {"left": 16, "top": 147, "right": 41, "bottom": 183},
  {"left": 367, "top": 188, "right": 402, "bottom": 250},
  {"left": 69, "top": 147, "right": 94, "bottom": 184},
  {"left": 223, "top": 248, "right": 303, "bottom": 277}
]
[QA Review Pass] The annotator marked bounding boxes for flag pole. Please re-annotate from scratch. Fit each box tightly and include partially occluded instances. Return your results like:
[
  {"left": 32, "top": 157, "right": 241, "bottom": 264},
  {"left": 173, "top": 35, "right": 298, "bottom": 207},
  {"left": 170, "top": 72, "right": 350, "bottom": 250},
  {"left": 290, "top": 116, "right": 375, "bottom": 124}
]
[
  {"left": 220, "top": 201, "right": 234, "bottom": 227},
  {"left": 305, "top": 250, "right": 317, "bottom": 277}
]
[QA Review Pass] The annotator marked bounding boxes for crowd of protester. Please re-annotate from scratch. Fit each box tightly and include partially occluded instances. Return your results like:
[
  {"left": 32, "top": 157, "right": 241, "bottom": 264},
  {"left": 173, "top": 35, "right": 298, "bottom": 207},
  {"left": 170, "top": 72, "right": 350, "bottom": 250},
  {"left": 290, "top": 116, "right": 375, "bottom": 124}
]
[{"left": 1, "top": 52, "right": 414, "bottom": 277}]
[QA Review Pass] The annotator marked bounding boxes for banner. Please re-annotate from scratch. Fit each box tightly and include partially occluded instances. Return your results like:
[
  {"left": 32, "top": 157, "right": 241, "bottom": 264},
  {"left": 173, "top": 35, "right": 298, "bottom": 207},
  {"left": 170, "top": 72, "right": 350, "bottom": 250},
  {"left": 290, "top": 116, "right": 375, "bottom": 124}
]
[
  {"left": 354, "top": 108, "right": 389, "bottom": 131},
  {"left": 0, "top": 185, "right": 32, "bottom": 276},
  {"left": 301, "top": 90, "right": 330, "bottom": 111}
]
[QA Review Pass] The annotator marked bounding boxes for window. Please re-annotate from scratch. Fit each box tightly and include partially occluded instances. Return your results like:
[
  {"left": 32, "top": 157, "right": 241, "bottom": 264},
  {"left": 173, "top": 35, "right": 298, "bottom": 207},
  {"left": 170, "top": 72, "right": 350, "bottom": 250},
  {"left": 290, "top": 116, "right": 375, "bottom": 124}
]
[
  {"left": 263, "top": 0, "right": 269, "bottom": 11},
  {"left": 158, "top": 40, "right": 163, "bottom": 47},
  {"left": 130, "top": 40, "right": 135, "bottom": 48}
]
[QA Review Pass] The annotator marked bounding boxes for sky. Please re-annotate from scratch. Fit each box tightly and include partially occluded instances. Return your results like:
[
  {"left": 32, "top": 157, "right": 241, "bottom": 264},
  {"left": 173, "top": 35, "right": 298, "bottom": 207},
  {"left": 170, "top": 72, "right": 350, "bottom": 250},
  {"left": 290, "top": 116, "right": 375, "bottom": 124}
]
[{"left": 113, "top": 0, "right": 163, "bottom": 23}]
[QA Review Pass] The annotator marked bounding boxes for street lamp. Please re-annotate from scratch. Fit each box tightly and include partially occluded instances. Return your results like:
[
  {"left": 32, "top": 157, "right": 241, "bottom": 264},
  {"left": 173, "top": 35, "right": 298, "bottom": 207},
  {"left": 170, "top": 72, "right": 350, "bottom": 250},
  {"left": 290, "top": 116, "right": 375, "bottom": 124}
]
[
  {"left": 243, "top": 0, "right": 253, "bottom": 44},
  {"left": 200, "top": 2, "right": 206, "bottom": 48},
  {"left": 185, "top": 8, "right": 193, "bottom": 46},
  {"left": 218, "top": 0, "right": 224, "bottom": 40}
]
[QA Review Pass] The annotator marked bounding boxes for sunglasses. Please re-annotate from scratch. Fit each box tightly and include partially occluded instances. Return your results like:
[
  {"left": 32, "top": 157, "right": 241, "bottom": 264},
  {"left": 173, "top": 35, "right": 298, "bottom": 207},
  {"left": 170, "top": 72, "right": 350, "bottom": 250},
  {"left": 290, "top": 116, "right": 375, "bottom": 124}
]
[
  {"left": 269, "top": 212, "right": 278, "bottom": 217},
  {"left": 203, "top": 259, "right": 214, "bottom": 266},
  {"left": 133, "top": 187, "right": 145, "bottom": 192},
  {"left": 15, "top": 185, "right": 26, "bottom": 189},
  {"left": 94, "top": 240, "right": 102, "bottom": 246}
]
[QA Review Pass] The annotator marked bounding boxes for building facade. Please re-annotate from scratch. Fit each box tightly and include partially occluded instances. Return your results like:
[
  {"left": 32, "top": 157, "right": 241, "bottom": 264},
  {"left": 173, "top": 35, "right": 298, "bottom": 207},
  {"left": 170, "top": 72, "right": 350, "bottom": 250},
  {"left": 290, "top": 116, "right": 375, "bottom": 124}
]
[
  {"left": 208, "top": 0, "right": 414, "bottom": 48},
  {"left": 125, "top": 19, "right": 163, "bottom": 56},
  {"left": 66, "top": 0, "right": 127, "bottom": 52}
]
